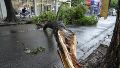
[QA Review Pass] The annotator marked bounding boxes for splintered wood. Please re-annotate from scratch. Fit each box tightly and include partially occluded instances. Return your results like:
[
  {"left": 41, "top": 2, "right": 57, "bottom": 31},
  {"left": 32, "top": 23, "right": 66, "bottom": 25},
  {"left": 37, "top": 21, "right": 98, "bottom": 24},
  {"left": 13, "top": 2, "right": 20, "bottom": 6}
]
[{"left": 55, "top": 29, "right": 83, "bottom": 68}]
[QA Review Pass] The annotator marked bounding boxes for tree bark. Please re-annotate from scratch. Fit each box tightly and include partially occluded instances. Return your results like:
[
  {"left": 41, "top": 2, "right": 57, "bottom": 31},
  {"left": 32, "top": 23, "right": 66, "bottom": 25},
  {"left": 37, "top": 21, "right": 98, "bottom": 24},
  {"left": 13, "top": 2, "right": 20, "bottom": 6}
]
[
  {"left": 4, "top": 0, "right": 18, "bottom": 22},
  {"left": 103, "top": 0, "right": 120, "bottom": 68}
]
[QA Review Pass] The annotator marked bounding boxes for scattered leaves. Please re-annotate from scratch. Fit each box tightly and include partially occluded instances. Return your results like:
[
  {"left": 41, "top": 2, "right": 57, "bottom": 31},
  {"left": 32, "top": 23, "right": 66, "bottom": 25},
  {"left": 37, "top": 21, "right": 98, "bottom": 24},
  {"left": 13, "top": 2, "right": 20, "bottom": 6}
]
[{"left": 24, "top": 47, "right": 45, "bottom": 55}]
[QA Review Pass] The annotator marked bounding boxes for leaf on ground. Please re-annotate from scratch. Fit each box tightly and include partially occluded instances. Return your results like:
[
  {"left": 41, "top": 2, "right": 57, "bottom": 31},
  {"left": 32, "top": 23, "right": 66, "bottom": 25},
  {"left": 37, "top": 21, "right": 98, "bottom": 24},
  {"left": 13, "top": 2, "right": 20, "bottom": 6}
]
[{"left": 24, "top": 47, "right": 45, "bottom": 55}]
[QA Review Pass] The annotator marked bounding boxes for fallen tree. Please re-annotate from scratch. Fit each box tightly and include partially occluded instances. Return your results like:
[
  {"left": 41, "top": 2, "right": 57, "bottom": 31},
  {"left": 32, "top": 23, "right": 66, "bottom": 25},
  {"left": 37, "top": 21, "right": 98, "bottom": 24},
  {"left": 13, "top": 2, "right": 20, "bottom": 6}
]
[
  {"left": 43, "top": 2, "right": 83, "bottom": 68},
  {"left": 53, "top": 28, "right": 83, "bottom": 68}
]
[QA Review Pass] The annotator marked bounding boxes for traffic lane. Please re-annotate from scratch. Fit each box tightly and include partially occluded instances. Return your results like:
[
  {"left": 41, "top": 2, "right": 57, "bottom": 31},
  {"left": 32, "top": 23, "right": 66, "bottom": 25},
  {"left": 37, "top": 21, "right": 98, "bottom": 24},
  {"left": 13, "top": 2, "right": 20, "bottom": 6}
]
[{"left": 0, "top": 29, "right": 63, "bottom": 68}]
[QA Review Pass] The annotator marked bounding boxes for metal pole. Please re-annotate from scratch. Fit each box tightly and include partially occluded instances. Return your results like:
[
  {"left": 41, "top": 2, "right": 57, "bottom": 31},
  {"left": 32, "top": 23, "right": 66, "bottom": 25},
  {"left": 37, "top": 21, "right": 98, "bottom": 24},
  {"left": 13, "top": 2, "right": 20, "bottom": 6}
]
[
  {"left": 34, "top": 0, "right": 38, "bottom": 16},
  {"left": 0, "top": 2, "right": 3, "bottom": 19},
  {"left": 69, "top": 0, "right": 71, "bottom": 7},
  {"left": 55, "top": 0, "right": 58, "bottom": 14},
  {"left": 32, "top": 0, "right": 35, "bottom": 15}
]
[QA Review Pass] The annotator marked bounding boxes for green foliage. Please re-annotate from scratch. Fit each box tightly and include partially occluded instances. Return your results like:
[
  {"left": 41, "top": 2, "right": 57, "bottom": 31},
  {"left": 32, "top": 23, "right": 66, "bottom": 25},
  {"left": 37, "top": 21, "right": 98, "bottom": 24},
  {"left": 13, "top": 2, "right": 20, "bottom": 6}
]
[
  {"left": 58, "top": 4, "right": 88, "bottom": 25},
  {"left": 80, "top": 16, "right": 98, "bottom": 25},
  {"left": 110, "top": 0, "right": 118, "bottom": 9},
  {"left": 71, "top": 0, "right": 82, "bottom": 6},
  {"left": 32, "top": 16, "right": 40, "bottom": 24},
  {"left": 58, "top": 6, "right": 75, "bottom": 24},
  {"left": 30, "top": 47, "right": 45, "bottom": 54},
  {"left": 32, "top": 3, "right": 97, "bottom": 26},
  {"left": 32, "top": 11, "right": 56, "bottom": 24},
  {"left": 24, "top": 47, "right": 45, "bottom": 55}
]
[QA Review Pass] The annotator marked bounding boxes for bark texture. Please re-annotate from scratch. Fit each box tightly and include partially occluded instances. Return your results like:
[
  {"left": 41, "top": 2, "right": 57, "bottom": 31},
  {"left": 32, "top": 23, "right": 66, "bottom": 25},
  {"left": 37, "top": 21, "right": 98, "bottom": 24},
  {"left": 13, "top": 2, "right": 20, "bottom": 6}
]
[
  {"left": 102, "top": 0, "right": 120, "bottom": 68},
  {"left": 4, "top": 0, "right": 18, "bottom": 22}
]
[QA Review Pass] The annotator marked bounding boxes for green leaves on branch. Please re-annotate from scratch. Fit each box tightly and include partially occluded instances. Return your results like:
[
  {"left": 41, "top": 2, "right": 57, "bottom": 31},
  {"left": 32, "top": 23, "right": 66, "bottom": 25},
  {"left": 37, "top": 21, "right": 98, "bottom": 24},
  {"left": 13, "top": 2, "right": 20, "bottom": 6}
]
[
  {"left": 110, "top": 0, "right": 118, "bottom": 9},
  {"left": 24, "top": 47, "right": 45, "bottom": 55},
  {"left": 71, "top": 0, "right": 82, "bottom": 6},
  {"left": 76, "top": 16, "right": 98, "bottom": 25},
  {"left": 58, "top": 4, "right": 97, "bottom": 25},
  {"left": 32, "top": 3, "right": 97, "bottom": 26},
  {"left": 32, "top": 11, "right": 56, "bottom": 24}
]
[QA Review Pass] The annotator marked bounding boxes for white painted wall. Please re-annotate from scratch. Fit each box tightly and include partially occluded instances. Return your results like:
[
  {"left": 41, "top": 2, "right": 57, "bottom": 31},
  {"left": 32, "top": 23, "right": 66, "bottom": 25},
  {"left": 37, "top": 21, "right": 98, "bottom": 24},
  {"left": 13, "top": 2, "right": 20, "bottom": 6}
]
[{"left": 0, "top": 0, "right": 7, "bottom": 19}]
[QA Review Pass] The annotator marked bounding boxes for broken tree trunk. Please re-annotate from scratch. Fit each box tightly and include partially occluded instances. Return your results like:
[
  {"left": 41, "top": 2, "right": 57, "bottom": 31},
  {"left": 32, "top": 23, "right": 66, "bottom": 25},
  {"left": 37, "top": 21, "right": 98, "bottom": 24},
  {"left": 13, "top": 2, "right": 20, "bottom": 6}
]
[{"left": 54, "top": 28, "right": 83, "bottom": 68}]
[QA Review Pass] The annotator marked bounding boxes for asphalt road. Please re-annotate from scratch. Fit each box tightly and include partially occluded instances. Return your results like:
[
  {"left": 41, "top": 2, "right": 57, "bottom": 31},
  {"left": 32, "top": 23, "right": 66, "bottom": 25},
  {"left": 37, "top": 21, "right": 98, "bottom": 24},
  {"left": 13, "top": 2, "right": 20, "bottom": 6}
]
[{"left": 0, "top": 24, "right": 63, "bottom": 68}]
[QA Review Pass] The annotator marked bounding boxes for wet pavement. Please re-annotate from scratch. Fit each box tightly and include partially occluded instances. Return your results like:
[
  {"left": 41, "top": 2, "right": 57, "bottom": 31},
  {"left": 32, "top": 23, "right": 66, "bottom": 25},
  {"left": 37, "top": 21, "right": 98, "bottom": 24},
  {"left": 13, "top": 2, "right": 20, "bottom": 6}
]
[
  {"left": 0, "top": 24, "right": 63, "bottom": 68},
  {"left": 0, "top": 16, "right": 116, "bottom": 68},
  {"left": 68, "top": 16, "right": 116, "bottom": 60}
]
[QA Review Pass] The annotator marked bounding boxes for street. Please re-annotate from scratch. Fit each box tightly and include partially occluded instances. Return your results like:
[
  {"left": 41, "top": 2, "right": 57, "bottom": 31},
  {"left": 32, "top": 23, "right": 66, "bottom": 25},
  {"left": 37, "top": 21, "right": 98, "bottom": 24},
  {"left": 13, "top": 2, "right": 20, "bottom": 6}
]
[
  {"left": 0, "top": 16, "right": 116, "bottom": 68},
  {"left": 0, "top": 24, "right": 63, "bottom": 68}
]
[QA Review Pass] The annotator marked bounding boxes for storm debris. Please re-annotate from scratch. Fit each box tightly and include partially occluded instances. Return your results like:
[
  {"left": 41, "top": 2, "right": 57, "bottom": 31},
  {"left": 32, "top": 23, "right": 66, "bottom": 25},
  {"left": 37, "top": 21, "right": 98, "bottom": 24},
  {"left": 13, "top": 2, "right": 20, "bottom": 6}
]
[{"left": 24, "top": 47, "right": 45, "bottom": 55}]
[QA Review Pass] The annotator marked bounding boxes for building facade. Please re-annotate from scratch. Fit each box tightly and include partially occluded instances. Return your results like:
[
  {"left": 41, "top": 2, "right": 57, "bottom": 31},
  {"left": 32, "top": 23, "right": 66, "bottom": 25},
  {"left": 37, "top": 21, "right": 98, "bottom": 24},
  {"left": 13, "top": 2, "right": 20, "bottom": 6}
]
[
  {"left": 12, "top": 0, "right": 57, "bottom": 16},
  {"left": 0, "top": 0, "right": 71, "bottom": 19},
  {"left": 12, "top": 0, "right": 71, "bottom": 16}
]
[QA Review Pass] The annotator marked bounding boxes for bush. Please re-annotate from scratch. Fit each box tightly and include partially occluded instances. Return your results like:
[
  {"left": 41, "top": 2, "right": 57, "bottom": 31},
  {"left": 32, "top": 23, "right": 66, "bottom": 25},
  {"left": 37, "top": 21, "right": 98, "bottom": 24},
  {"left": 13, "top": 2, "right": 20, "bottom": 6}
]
[
  {"left": 71, "top": 6, "right": 86, "bottom": 23},
  {"left": 71, "top": 0, "right": 81, "bottom": 6},
  {"left": 32, "top": 16, "right": 39, "bottom": 24},
  {"left": 76, "top": 16, "right": 98, "bottom": 25},
  {"left": 58, "top": 6, "right": 75, "bottom": 25},
  {"left": 110, "top": 0, "right": 118, "bottom": 9},
  {"left": 32, "top": 11, "right": 56, "bottom": 24},
  {"left": 58, "top": 4, "right": 87, "bottom": 25},
  {"left": 31, "top": 3, "right": 97, "bottom": 26}
]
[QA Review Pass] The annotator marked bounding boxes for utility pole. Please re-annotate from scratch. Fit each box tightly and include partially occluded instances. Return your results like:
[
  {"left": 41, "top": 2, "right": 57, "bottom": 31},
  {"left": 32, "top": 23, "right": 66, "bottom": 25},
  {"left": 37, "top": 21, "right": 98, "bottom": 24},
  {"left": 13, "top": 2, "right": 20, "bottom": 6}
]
[{"left": 55, "top": 0, "right": 58, "bottom": 14}]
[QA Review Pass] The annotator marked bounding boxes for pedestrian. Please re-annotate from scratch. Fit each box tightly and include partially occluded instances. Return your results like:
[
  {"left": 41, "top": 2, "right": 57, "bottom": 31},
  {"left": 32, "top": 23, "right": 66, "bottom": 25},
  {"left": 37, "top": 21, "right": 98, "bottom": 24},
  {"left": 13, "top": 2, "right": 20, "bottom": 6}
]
[
  {"left": 20, "top": 7, "right": 30, "bottom": 18},
  {"left": 31, "top": 6, "right": 34, "bottom": 15},
  {"left": 21, "top": 7, "right": 27, "bottom": 18}
]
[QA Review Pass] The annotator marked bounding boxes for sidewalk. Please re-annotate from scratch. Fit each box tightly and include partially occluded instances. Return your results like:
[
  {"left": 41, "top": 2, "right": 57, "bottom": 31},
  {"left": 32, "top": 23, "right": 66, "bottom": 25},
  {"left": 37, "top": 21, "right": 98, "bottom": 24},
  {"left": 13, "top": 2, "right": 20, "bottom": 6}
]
[{"left": 68, "top": 16, "right": 116, "bottom": 60}]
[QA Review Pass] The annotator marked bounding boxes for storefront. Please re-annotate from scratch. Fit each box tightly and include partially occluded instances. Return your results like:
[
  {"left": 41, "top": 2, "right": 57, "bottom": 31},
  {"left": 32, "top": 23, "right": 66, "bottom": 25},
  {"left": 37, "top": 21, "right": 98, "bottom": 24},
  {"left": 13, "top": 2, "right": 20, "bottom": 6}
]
[
  {"left": 12, "top": 0, "right": 55, "bottom": 16},
  {"left": 11, "top": 0, "right": 72, "bottom": 16},
  {"left": 12, "top": 0, "right": 34, "bottom": 14},
  {"left": 34, "top": 0, "right": 54, "bottom": 15}
]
